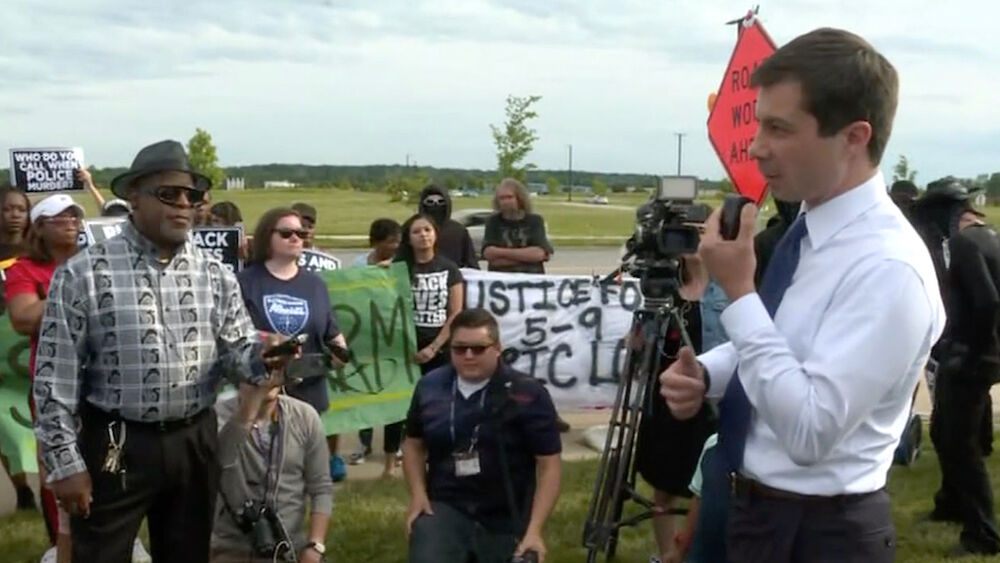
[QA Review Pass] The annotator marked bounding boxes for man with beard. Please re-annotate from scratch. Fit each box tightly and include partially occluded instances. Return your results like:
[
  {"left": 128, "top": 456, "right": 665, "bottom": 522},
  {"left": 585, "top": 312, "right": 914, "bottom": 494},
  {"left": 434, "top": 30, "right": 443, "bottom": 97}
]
[
  {"left": 417, "top": 183, "right": 479, "bottom": 269},
  {"left": 482, "top": 178, "right": 553, "bottom": 274}
]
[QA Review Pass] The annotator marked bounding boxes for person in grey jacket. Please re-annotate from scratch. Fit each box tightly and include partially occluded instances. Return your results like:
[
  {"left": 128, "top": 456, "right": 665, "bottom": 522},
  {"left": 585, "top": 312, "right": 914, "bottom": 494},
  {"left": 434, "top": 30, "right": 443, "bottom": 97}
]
[{"left": 211, "top": 381, "right": 333, "bottom": 563}]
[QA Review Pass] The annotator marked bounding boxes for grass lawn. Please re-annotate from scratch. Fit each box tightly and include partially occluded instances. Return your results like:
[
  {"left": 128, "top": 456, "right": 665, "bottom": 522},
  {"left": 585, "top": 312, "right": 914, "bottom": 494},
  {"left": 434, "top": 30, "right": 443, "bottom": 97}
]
[
  {"left": 2, "top": 436, "right": 999, "bottom": 562},
  {"left": 51, "top": 187, "right": 1000, "bottom": 251},
  {"left": 64, "top": 189, "right": 656, "bottom": 248}
]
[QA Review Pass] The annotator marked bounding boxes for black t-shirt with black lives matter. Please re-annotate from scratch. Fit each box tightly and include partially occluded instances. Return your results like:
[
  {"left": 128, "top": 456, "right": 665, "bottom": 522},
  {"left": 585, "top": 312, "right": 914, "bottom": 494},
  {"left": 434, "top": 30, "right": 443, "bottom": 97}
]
[
  {"left": 409, "top": 255, "right": 463, "bottom": 350},
  {"left": 481, "top": 212, "right": 554, "bottom": 274}
]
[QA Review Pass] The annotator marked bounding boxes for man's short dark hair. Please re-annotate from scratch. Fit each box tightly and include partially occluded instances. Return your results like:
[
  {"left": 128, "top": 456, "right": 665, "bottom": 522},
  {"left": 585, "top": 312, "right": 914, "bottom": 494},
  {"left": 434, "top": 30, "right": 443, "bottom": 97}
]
[
  {"left": 291, "top": 202, "right": 317, "bottom": 223},
  {"left": 752, "top": 27, "right": 898, "bottom": 165},
  {"left": 451, "top": 308, "right": 500, "bottom": 344},
  {"left": 210, "top": 201, "right": 243, "bottom": 225},
  {"left": 890, "top": 180, "right": 919, "bottom": 198},
  {"left": 369, "top": 218, "right": 401, "bottom": 244}
]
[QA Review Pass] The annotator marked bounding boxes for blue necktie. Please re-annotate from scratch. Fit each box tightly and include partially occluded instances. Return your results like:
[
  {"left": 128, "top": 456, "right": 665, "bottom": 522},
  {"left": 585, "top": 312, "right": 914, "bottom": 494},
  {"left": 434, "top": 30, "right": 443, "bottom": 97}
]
[{"left": 719, "top": 213, "right": 808, "bottom": 472}]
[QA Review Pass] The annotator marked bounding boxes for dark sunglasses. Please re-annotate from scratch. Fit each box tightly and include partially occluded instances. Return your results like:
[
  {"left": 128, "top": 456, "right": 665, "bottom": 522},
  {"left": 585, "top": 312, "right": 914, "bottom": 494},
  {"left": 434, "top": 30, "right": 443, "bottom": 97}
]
[
  {"left": 140, "top": 185, "right": 208, "bottom": 206},
  {"left": 450, "top": 343, "right": 494, "bottom": 356},
  {"left": 274, "top": 228, "right": 309, "bottom": 240}
]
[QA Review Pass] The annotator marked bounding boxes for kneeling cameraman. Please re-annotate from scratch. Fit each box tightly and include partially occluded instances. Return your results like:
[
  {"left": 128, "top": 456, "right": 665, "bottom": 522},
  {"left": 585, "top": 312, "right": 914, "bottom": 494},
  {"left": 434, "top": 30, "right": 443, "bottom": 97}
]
[
  {"left": 403, "top": 308, "right": 562, "bottom": 563},
  {"left": 211, "top": 377, "right": 333, "bottom": 562}
]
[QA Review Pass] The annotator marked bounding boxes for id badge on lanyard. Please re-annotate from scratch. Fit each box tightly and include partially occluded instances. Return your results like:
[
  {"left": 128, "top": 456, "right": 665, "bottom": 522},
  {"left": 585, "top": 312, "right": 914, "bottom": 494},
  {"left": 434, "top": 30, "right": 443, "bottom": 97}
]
[{"left": 450, "top": 377, "right": 486, "bottom": 478}]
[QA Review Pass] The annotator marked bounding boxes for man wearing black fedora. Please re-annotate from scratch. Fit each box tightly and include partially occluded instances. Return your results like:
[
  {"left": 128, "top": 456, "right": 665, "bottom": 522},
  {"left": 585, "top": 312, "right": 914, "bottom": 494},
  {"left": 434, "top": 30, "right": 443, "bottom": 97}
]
[
  {"left": 32, "top": 139, "right": 289, "bottom": 562},
  {"left": 912, "top": 177, "right": 1000, "bottom": 555}
]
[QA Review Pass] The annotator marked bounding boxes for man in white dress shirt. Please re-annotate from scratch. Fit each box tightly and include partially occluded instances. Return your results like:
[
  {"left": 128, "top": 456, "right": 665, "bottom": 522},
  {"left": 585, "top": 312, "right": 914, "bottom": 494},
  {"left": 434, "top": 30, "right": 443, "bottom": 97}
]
[{"left": 661, "top": 28, "right": 944, "bottom": 562}]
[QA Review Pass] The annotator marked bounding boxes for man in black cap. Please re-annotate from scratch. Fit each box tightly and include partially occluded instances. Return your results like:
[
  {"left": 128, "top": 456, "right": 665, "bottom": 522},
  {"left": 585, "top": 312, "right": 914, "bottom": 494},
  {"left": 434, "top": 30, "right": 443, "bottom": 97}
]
[
  {"left": 417, "top": 183, "right": 479, "bottom": 268},
  {"left": 32, "top": 139, "right": 288, "bottom": 563},
  {"left": 913, "top": 177, "right": 1000, "bottom": 555},
  {"left": 292, "top": 202, "right": 317, "bottom": 249}
]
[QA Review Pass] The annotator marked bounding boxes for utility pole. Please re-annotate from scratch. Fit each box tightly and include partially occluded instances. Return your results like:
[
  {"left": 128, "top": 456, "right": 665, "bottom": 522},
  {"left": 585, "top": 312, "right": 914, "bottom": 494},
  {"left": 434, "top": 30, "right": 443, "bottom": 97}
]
[
  {"left": 674, "top": 133, "right": 686, "bottom": 175},
  {"left": 405, "top": 153, "right": 412, "bottom": 167},
  {"left": 567, "top": 144, "right": 573, "bottom": 202}
]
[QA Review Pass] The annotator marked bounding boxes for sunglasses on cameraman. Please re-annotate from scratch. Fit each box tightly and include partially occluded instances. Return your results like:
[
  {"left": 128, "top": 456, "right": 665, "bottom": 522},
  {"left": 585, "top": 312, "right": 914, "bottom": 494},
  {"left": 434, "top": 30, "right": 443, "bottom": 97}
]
[
  {"left": 273, "top": 228, "right": 310, "bottom": 240},
  {"left": 139, "top": 185, "right": 208, "bottom": 207}
]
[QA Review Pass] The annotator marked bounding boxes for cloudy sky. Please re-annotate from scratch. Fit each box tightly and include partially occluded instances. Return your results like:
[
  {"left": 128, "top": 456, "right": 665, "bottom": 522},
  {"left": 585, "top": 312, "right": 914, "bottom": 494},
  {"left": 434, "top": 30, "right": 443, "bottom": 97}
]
[{"left": 3, "top": 0, "right": 997, "bottom": 183}]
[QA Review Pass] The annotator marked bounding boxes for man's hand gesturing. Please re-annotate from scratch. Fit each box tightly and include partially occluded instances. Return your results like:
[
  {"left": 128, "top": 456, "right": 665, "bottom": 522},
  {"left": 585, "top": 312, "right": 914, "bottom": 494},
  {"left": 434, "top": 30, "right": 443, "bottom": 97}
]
[{"left": 659, "top": 346, "right": 707, "bottom": 420}]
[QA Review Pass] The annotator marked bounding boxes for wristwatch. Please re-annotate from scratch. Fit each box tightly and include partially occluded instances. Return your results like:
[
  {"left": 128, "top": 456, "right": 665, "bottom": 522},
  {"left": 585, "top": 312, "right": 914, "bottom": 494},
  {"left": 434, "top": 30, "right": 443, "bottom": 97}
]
[{"left": 306, "top": 541, "right": 326, "bottom": 556}]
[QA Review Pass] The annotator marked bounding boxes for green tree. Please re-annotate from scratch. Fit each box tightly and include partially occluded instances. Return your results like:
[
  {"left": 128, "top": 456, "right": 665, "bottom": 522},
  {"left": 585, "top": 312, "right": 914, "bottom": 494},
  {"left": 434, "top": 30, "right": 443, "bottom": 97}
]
[
  {"left": 186, "top": 128, "right": 225, "bottom": 189},
  {"left": 490, "top": 95, "right": 542, "bottom": 182},
  {"left": 545, "top": 176, "right": 560, "bottom": 196},
  {"left": 892, "top": 155, "right": 917, "bottom": 183},
  {"left": 592, "top": 178, "right": 609, "bottom": 196}
]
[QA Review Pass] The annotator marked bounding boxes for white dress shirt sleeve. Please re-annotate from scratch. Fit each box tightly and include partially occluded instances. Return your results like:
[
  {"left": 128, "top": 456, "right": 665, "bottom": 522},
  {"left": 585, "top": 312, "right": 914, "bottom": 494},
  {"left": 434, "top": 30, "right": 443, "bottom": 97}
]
[
  {"left": 698, "top": 342, "right": 739, "bottom": 400},
  {"left": 721, "top": 259, "right": 935, "bottom": 466}
]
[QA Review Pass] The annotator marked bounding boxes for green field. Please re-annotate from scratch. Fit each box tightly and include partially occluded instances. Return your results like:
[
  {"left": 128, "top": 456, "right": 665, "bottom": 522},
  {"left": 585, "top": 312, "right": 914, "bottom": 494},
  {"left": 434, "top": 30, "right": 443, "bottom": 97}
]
[
  {"left": 1, "top": 437, "right": 998, "bottom": 562},
  {"left": 63, "top": 188, "right": 1000, "bottom": 249},
  {"left": 68, "top": 189, "right": 653, "bottom": 247}
]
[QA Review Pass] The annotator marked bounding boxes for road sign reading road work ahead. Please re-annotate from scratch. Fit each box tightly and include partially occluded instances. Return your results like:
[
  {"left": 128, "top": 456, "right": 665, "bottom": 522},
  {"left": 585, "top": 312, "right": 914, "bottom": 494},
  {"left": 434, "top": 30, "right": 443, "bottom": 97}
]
[{"left": 707, "top": 16, "right": 777, "bottom": 204}]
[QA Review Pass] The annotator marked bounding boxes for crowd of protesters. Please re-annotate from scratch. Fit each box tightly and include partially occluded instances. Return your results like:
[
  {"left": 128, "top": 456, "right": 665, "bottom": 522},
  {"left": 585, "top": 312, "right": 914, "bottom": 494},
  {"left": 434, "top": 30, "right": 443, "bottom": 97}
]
[{"left": 1, "top": 26, "right": 1000, "bottom": 563}]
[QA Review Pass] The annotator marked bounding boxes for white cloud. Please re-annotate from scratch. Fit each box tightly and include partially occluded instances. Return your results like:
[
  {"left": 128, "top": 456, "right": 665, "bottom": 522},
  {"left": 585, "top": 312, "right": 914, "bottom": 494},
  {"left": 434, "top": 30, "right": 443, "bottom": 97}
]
[{"left": 1, "top": 0, "right": 997, "bottom": 184}]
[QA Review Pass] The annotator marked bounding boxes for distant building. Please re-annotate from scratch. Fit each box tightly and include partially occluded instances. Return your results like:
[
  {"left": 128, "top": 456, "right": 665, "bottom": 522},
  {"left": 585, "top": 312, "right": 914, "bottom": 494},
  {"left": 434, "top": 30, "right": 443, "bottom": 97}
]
[
  {"left": 264, "top": 180, "right": 297, "bottom": 189},
  {"left": 526, "top": 182, "right": 549, "bottom": 195},
  {"left": 225, "top": 177, "right": 245, "bottom": 190}
]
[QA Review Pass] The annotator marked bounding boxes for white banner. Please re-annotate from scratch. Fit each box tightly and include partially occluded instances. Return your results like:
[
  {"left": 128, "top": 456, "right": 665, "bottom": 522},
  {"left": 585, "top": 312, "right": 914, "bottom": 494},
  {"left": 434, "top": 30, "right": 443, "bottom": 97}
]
[{"left": 462, "top": 269, "right": 642, "bottom": 408}]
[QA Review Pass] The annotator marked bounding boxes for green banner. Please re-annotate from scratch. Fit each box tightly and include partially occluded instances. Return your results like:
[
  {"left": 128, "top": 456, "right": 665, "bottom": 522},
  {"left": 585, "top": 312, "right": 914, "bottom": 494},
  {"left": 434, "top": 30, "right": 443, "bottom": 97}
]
[
  {"left": 319, "top": 263, "right": 419, "bottom": 435},
  {"left": 0, "top": 311, "right": 39, "bottom": 475},
  {"left": 0, "top": 264, "right": 419, "bottom": 463}
]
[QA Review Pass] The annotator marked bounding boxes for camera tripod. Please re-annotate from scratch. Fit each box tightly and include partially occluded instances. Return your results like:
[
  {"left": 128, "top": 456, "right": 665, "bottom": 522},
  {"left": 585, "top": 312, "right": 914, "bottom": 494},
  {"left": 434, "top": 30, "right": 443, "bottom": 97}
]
[{"left": 582, "top": 291, "right": 693, "bottom": 563}]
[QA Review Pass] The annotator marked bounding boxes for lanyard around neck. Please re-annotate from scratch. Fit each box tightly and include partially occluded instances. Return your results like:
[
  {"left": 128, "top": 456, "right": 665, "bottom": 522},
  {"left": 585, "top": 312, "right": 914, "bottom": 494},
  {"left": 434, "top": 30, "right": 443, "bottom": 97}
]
[{"left": 450, "top": 376, "right": 488, "bottom": 452}]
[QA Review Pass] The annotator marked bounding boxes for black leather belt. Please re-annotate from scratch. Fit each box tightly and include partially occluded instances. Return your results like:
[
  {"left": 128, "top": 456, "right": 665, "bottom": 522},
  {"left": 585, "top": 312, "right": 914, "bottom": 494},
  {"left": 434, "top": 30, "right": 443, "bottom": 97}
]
[
  {"left": 86, "top": 403, "right": 211, "bottom": 433},
  {"left": 728, "top": 473, "right": 882, "bottom": 503}
]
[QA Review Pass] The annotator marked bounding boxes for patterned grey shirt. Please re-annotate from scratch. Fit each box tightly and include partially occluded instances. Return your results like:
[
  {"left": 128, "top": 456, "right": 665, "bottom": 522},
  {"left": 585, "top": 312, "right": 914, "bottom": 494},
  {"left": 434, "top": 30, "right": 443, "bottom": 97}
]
[{"left": 33, "top": 221, "right": 268, "bottom": 481}]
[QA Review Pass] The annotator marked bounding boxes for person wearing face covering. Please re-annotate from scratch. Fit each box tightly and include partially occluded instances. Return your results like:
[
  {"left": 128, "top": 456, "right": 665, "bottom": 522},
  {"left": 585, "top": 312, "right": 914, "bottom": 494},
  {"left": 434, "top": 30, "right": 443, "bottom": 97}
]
[
  {"left": 912, "top": 178, "right": 1000, "bottom": 555},
  {"left": 417, "top": 183, "right": 479, "bottom": 269}
]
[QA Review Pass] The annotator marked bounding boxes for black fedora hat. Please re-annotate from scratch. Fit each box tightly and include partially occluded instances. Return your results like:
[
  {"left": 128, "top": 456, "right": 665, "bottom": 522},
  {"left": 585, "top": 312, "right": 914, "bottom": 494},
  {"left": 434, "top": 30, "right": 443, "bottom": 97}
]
[{"left": 110, "top": 140, "right": 211, "bottom": 198}]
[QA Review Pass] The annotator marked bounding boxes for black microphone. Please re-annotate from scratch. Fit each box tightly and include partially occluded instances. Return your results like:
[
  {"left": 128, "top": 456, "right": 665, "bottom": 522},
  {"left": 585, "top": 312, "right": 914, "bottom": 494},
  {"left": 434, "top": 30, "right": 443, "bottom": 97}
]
[{"left": 720, "top": 195, "right": 754, "bottom": 240}]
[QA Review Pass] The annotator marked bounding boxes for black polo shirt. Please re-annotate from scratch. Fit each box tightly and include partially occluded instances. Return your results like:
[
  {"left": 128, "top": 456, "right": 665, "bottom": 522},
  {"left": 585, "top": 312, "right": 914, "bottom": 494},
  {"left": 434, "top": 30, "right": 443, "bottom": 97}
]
[{"left": 405, "top": 363, "right": 561, "bottom": 531}]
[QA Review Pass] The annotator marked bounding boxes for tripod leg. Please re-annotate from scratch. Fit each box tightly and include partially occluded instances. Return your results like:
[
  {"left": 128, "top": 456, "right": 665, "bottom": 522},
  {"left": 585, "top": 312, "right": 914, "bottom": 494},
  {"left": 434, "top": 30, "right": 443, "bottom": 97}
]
[
  {"left": 606, "top": 320, "right": 661, "bottom": 560},
  {"left": 583, "top": 316, "right": 648, "bottom": 559}
]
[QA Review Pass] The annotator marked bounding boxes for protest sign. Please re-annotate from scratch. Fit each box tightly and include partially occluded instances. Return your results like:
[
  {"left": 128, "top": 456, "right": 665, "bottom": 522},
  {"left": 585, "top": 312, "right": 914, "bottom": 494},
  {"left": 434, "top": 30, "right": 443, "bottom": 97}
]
[
  {"left": 9, "top": 147, "right": 85, "bottom": 193},
  {"left": 298, "top": 249, "right": 341, "bottom": 272},
  {"left": 706, "top": 17, "right": 777, "bottom": 204},
  {"left": 191, "top": 226, "right": 243, "bottom": 273},
  {"left": 81, "top": 216, "right": 128, "bottom": 248},
  {"left": 319, "top": 263, "right": 419, "bottom": 434},
  {"left": 0, "top": 305, "right": 39, "bottom": 475},
  {"left": 463, "top": 269, "right": 640, "bottom": 408}
]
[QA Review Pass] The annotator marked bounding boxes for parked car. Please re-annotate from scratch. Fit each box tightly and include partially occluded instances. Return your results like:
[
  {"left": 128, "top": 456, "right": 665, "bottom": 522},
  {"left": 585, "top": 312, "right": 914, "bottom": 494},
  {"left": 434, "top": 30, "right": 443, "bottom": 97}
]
[
  {"left": 588, "top": 195, "right": 609, "bottom": 205},
  {"left": 454, "top": 208, "right": 554, "bottom": 260},
  {"left": 452, "top": 208, "right": 493, "bottom": 252},
  {"left": 452, "top": 188, "right": 474, "bottom": 198}
]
